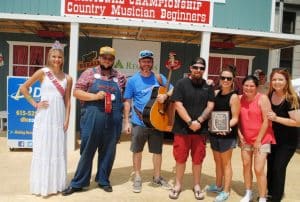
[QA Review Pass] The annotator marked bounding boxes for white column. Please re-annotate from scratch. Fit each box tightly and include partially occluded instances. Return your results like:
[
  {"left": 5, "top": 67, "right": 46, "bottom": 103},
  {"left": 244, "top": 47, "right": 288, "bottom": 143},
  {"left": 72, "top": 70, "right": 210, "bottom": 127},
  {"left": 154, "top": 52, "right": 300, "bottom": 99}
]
[
  {"left": 67, "top": 22, "right": 79, "bottom": 151},
  {"left": 200, "top": 31, "right": 211, "bottom": 79},
  {"left": 268, "top": 0, "right": 284, "bottom": 76}
]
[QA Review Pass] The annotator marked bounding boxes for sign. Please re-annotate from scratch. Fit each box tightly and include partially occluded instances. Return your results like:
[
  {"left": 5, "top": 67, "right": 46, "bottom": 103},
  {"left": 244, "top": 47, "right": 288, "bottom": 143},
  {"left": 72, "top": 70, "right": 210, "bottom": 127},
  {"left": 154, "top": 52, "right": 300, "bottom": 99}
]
[
  {"left": 78, "top": 51, "right": 100, "bottom": 71},
  {"left": 63, "top": 0, "right": 211, "bottom": 25},
  {"left": 112, "top": 39, "right": 161, "bottom": 76},
  {"left": 7, "top": 77, "right": 40, "bottom": 149}
]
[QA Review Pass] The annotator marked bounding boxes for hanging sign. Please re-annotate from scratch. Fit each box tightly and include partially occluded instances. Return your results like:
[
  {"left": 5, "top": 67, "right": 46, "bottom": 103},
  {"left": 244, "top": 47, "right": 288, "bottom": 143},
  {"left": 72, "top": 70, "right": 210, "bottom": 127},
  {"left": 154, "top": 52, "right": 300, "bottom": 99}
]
[{"left": 63, "top": 0, "right": 211, "bottom": 25}]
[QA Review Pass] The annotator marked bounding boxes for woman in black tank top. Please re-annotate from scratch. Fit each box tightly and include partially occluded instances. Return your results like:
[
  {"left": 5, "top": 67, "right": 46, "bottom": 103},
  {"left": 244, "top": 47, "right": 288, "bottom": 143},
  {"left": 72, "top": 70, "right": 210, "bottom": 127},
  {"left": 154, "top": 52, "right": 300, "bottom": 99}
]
[{"left": 207, "top": 65, "right": 240, "bottom": 202}]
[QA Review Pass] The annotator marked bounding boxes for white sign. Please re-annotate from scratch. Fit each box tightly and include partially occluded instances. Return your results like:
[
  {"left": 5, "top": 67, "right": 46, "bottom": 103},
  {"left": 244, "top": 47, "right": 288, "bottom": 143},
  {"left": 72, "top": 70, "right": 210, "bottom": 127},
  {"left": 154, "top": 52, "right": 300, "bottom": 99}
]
[
  {"left": 292, "top": 78, "right": 300, "bottom": 96},
  {"left": 112, "top": 39, "right": 161, "bottom": 76}
]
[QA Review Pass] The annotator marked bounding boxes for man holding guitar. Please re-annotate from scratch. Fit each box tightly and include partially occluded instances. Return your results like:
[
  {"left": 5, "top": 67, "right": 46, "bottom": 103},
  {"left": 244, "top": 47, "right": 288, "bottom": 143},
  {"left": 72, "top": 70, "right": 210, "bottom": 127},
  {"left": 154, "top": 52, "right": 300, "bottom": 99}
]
[{"left": 123, "top": 50, "right": 173, "bottom": 193}]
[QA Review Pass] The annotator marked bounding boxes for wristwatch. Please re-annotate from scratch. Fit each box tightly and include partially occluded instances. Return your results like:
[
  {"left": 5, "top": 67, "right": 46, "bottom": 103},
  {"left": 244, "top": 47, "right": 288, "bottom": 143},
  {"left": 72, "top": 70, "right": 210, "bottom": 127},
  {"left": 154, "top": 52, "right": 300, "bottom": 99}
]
[{"left": 187, "top": 120, "right": 193, "bottom": 126}]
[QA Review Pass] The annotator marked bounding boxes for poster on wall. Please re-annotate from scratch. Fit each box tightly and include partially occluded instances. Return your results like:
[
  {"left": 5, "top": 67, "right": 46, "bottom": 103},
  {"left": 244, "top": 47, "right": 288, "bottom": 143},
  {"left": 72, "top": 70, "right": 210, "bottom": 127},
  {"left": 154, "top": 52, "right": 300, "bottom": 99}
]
[
  {"left": 112, "top": 39, "right": 161, "bottom": 76},
  {"left": 7, "top": 77, "right": 40, "bottom": 150}
]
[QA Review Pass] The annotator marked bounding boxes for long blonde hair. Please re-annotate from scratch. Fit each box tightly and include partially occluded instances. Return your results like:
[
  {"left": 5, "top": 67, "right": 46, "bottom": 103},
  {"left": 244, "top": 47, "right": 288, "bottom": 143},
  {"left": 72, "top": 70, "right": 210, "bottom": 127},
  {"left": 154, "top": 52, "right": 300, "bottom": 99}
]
[{"left": 268, "top": 68, "right": 299, "bottom": 109}]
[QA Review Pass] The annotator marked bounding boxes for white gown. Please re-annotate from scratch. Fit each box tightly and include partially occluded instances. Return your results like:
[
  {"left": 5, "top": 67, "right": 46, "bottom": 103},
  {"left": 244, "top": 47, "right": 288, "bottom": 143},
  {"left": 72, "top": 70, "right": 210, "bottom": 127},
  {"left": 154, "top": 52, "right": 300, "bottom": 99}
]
[{"left": 30, "top": 67, "right": 67, "bottom": 196}]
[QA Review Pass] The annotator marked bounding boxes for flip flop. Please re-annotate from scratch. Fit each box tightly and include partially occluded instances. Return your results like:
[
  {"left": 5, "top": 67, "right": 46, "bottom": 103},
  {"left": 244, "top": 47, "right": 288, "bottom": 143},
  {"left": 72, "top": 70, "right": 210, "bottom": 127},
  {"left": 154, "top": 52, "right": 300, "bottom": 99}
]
[
  {"left": 169, "top": 188, "right": 181, "bottom": 200},
  {"left": 193, "top": 188, "right": 205, "bottom": 200}
]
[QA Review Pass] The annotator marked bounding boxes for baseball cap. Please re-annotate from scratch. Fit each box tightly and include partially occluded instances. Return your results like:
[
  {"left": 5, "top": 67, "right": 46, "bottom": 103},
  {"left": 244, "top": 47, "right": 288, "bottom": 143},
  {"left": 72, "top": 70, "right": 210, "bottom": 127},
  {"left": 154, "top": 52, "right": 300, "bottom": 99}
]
[
  {"left": 190, "top": 57, "right": 206, "bottom": 67},
  {"left": 99, "top": 46, "right": 115, "bottom": 57},
  {"left": 139, "top": 50, "right": 154, "bottom": 59}
]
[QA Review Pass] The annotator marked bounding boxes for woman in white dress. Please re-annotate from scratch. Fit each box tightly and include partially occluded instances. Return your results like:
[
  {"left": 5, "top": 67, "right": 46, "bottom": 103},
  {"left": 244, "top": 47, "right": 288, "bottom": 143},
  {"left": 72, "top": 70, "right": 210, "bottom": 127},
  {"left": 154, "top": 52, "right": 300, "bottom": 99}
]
[{"left": 20, "top": 41, "right": 72, "bottom": 196}]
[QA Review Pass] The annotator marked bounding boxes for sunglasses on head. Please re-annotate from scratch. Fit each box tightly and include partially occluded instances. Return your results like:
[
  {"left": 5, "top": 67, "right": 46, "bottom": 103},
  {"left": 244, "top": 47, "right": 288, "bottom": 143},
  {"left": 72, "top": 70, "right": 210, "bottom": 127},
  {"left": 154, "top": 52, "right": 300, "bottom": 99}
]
[
  {"left": 191, "top": 66, "right": 205, "bottom": 71},
  {"left": 220, "top": 76, "right": 233, "bottom": 81},
  {"left": 140, "top": 51, "right": 153, "bottom": 58}
]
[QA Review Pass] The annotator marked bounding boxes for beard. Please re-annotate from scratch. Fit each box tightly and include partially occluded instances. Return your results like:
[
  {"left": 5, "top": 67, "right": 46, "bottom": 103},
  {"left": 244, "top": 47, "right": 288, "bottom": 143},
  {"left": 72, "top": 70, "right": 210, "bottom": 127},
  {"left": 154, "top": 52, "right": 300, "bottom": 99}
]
[
  {"left": 100, "top": 64, "right": 113, "bottom": 71},
  {"left": 190, "top": 75, "right": 205, "bottom": 88}
]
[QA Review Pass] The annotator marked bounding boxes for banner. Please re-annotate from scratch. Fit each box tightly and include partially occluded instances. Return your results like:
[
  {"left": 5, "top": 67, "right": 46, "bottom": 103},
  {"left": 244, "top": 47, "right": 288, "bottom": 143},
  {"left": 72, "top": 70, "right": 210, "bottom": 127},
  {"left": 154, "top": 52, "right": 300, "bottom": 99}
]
[
  {"left": 63, "top": 0, "right": 210, "bottom": 25},
  {"left": 7, "top": 77, "right": 40, "bottom": 149}
]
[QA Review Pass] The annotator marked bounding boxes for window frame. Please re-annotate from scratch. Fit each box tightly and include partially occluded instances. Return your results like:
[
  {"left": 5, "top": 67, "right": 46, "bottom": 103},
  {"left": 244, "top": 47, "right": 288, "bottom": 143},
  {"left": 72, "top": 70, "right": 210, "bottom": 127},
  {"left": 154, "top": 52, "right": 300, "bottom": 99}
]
[{"left": 7, "top": 41, "right": 55, "bottom": 76}]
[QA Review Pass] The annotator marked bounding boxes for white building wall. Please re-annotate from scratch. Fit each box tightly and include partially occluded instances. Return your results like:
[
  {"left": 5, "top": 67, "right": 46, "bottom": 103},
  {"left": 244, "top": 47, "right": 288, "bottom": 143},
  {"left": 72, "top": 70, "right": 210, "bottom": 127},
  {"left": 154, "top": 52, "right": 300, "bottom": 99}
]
[{"left": 293, "top": 11, "right": 300, "bottom": 79}]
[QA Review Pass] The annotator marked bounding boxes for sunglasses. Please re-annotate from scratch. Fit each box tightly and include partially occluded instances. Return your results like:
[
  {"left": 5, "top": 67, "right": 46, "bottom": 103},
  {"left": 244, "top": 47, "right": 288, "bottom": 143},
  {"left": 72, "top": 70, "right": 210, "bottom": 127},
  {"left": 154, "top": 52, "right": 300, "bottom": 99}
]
[
  {"left": 140, "top": 51, "right": 153, "bottom": 58},
  {"left": 220, "top": 76, "right": 233, "bottom": 81},
  {"left": 101, "top": 56, "right": 114, "bottom": 61},
  {"left": 191, "top": 66, "right": 205, "bottom": 71}
]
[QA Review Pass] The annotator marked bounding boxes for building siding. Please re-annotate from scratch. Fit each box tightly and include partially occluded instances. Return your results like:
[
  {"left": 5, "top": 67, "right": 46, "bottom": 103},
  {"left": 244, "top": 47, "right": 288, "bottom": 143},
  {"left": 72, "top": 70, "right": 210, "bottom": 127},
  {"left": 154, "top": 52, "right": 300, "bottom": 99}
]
[
  {"left": 0, "top": 0, "right": 60, "bottom": 16},
  {"left": 214, "top": 0, "right": 272, "bottom": 31}
]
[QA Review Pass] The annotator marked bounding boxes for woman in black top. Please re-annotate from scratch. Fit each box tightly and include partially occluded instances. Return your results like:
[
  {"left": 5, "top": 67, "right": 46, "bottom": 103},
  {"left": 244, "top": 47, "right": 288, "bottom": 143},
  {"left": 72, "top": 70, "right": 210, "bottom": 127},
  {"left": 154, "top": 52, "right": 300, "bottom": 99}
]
[
  {"left": 206, "top": 65, "right": 240, "bottom": 202},
  {"left": 267, "top": 68, "right": 300, "bottom": 202}
]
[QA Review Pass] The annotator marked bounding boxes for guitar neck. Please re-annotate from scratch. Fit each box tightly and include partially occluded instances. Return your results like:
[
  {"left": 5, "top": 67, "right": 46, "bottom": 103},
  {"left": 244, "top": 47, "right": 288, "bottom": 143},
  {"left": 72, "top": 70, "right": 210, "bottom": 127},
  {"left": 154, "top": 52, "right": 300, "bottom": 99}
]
[{"left": 165, "top": 69, "right": 172, "bottom": 92}]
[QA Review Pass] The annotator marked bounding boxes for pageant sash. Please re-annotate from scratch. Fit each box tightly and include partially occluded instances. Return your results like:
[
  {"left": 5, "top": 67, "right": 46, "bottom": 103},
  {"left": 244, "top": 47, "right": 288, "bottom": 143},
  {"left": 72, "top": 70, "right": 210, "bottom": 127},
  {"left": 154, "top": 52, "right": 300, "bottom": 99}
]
[{"left": 44, "top": 69, "right": 65, "bottom": 97}]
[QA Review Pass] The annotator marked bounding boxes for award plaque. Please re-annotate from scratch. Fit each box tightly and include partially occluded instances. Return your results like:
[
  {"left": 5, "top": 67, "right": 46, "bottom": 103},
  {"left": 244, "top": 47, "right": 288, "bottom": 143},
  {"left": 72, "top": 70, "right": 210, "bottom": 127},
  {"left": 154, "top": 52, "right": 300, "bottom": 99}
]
[{"left": 210, "top": 111, "right": 230, "bottom": 133}]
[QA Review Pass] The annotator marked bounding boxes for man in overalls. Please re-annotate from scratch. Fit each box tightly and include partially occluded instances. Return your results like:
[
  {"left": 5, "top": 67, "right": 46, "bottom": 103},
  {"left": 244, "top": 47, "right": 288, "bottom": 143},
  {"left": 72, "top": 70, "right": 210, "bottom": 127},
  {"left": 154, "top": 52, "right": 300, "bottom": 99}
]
[{"left": 63, "top": 46, "right": 126, "bottom": 195}]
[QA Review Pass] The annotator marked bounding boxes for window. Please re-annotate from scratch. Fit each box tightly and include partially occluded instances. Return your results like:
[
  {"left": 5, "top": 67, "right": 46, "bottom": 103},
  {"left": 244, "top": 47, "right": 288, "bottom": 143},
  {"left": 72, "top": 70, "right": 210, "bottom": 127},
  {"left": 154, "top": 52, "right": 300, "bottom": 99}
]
[
  {"left": 8, "top": 41, "right": 52, "bottom": 76},
  {"left": 208, "top": 54, "right": 254, "bottom": 94}
]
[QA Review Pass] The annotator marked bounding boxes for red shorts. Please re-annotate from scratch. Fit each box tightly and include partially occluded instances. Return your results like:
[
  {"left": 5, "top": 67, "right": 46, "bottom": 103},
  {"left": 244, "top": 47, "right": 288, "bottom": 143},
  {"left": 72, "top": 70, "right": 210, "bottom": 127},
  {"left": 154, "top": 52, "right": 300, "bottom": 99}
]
[{"left": 173, "top": 134, "right": 206, "bottom": 165}]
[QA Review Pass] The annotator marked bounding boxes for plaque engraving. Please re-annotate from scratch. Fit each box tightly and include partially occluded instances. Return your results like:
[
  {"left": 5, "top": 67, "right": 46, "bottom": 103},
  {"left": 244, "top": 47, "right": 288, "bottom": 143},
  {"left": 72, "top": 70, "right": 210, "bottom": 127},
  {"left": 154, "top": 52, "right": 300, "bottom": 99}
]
[{"left": 210, "top": 111, "right": 230, "bottom": 133}]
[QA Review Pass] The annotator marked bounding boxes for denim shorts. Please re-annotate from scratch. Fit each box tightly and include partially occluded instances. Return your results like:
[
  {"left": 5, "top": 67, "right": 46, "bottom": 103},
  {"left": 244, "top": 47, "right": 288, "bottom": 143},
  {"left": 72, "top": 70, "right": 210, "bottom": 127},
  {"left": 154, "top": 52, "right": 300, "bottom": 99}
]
[{"left": 209, "top": 135, "right": 237, "bottom": 153}]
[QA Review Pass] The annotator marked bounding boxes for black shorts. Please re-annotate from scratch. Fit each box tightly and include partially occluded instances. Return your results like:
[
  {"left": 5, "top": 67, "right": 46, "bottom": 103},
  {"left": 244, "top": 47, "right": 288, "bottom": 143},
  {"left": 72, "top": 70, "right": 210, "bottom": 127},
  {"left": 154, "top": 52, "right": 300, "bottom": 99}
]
[{"left": 209, "top": 134, "right": 237, "bottom": 153}]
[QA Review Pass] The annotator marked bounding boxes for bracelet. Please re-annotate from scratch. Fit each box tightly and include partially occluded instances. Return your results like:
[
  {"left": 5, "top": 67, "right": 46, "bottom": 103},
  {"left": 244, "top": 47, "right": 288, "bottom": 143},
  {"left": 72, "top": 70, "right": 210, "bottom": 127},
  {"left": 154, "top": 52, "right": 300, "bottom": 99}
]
[
  {"left": 196, "top": 119, "right": 201, "bottom": 124},
  {"left": 187, "top": 120, "right": 193, "bottom": 126}
]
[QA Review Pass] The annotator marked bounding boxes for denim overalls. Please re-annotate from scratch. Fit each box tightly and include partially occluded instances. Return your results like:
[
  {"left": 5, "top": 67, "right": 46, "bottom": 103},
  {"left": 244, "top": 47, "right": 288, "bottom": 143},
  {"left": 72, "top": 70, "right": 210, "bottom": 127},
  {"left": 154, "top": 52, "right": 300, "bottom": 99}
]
[{"left": 71, "top": 68, "right": 123, "bottom": 188}]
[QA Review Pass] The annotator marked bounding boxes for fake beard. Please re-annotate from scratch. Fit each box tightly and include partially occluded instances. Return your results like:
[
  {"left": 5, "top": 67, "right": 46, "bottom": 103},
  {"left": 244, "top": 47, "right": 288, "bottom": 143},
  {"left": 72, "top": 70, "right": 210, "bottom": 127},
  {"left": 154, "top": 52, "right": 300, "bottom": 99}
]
[{"left": 190, "top": 77, "right": 205, "bottom": 88}]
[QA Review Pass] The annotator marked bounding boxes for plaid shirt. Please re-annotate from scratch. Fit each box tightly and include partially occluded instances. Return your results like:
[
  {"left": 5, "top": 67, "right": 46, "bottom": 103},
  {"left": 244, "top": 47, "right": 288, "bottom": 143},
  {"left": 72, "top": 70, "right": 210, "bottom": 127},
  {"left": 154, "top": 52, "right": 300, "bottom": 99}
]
[{"left": 75, "top": 66, "right": 127, "bottom": 93}]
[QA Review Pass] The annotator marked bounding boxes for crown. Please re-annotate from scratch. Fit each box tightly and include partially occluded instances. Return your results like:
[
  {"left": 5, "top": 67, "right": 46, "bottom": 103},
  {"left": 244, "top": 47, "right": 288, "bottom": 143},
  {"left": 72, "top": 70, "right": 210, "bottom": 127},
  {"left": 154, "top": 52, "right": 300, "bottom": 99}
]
[{"left": 51, "top": 40, "right": 64, "bottom": 51}]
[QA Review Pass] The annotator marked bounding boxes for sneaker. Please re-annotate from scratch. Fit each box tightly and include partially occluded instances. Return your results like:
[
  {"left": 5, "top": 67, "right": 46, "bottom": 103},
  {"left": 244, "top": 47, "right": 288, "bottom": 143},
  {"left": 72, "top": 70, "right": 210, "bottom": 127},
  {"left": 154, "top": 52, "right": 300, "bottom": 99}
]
[
  {"left": 240, "top": 192, "right": 253, "bottom": 202},
  {"left": 152, "top": 176, "right": 172, "bottom": 190},
  {"left": 206, "top": 184, "right": 223, "bottom": 193},
  {"left": 132, "top": 176, "right": 142, "bottom": 193},
  {"left": 215, "top": 191, "right": 229, "bottom": 202}
]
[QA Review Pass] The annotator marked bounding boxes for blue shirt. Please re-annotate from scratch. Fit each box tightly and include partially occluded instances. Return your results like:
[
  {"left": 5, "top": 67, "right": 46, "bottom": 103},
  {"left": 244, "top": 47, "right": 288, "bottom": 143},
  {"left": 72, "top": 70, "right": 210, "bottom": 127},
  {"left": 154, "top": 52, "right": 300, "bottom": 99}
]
[{"left": 124, "top": 71, "right": 172, "bottom": 126}]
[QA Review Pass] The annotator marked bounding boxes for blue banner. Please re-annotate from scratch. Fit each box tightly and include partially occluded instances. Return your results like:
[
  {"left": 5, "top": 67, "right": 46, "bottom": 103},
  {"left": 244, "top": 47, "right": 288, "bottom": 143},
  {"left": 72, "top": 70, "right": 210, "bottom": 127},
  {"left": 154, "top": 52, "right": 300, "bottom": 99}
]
[{"left": 7, "top": 76, "right": 40, "bottom": 149}]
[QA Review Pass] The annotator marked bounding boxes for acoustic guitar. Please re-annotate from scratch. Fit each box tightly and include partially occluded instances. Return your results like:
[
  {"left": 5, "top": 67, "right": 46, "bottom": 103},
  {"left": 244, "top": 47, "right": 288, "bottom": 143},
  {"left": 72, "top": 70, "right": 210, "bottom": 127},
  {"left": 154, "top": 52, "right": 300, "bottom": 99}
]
[{"left": 142, "top": 52, "right": 181, "bottom": 132}]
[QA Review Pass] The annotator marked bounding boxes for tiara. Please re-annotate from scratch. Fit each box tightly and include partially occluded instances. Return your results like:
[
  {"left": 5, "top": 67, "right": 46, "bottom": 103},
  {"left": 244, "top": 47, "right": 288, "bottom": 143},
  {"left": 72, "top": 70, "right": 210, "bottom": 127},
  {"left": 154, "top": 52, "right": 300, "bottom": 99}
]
[{"left": 51, "top": 40, "right": 64, "bottom": 51}]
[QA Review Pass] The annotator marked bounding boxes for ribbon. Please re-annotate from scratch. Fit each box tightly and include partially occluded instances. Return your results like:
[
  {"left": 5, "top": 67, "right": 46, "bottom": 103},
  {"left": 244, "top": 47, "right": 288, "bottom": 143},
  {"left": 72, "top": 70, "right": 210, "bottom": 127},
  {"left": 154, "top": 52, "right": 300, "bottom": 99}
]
[{"left": 105, "top": 92, "right": 112, "bottom": 113}]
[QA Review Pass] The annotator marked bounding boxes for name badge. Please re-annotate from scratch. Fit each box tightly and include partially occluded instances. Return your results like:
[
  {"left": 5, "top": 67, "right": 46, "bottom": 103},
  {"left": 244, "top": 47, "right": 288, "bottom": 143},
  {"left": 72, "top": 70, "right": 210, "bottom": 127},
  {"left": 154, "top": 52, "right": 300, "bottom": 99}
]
[
  {"left": 111, "top": 93, "right": 116, "bottom": 101},
  {"left": 113, "top": 77, "right": 118, "bottom": 83},
  {"left": 94, "top": 73, "right": 101, "bottom": 79}
]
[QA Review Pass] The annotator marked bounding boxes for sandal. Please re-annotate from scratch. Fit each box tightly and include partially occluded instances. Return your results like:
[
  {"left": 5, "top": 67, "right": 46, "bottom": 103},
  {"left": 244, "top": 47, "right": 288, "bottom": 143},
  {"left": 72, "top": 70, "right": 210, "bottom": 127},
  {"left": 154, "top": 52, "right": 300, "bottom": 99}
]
[
  {"left": 169, "top": 188, "right": 181, "bottom": 200},
  {"left": 193, "top": 188, "right": 205, "bottom": 200}
]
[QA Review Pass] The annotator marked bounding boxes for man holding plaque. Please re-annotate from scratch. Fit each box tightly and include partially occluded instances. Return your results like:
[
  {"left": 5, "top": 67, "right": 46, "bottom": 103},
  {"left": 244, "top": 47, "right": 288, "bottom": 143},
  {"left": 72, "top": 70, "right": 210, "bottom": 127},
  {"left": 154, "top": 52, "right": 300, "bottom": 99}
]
[
  {"left": 63, "top": 46, "right": 126, "bottom": 195},
  {"left": 169, "top": 57, "right": 214, "bottom": 200}
]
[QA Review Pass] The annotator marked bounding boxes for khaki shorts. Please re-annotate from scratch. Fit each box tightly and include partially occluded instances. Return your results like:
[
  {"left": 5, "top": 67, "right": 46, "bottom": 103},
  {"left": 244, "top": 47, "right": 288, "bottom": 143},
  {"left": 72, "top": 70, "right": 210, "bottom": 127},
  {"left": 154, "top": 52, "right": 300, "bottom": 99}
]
[{"left": 241, "top": 143, "right": 271, "bottom": 153}]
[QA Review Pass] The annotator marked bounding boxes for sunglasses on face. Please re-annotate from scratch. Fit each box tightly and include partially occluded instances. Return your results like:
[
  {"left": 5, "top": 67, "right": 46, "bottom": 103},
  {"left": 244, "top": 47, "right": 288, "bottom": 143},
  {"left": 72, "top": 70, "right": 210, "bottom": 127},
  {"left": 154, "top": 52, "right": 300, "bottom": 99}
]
[
  {"left": 101, "top": 56, "right": 114, "bottom": 61},
  {"left": 220, "top": 76, "right": 233, "bottom": 81},
  {"left": 191, "top": 66, "right": 205, "bottom": 71}
]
